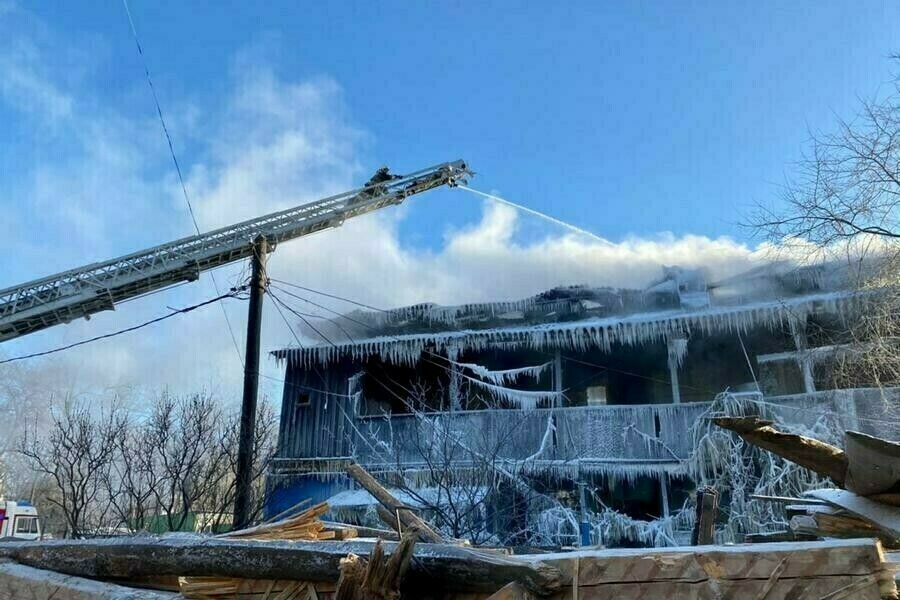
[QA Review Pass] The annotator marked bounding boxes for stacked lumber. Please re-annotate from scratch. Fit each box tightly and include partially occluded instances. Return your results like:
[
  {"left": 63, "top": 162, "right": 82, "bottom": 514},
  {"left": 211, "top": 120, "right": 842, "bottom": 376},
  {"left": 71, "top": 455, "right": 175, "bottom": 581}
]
[
  {"left": 180, "top": 501, "right": 356, "bottom": 599},
  {"left": 226, "top": 501, "right": 339, "bottom": 541}
]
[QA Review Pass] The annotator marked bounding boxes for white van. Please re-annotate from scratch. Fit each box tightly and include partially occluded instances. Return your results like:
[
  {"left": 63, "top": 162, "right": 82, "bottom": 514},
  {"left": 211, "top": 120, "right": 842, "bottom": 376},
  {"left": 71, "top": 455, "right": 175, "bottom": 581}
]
[{"left": 0, "top": 501, "right": 42, "bottom": 540}]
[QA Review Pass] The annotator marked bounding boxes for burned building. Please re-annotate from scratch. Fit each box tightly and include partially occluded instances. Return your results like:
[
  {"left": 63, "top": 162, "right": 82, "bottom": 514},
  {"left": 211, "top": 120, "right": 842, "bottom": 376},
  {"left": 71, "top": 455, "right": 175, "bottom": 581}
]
[{"left": 266, "top": 262, "right": 899, "bottom": 546}]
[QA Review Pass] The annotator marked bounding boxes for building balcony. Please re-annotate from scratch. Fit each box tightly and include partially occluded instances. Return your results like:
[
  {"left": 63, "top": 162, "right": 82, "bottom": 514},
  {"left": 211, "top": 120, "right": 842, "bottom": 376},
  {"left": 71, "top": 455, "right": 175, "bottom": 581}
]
[{"left": 271, "top": 387, "right": 899, "bottom": 480}]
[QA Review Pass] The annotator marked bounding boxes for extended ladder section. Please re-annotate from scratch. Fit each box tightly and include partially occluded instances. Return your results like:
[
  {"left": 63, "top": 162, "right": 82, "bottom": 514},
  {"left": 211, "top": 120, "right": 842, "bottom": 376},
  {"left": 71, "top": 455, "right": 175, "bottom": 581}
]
[{"left": 0, "top": 160, "right": 470, "bottom": 342}]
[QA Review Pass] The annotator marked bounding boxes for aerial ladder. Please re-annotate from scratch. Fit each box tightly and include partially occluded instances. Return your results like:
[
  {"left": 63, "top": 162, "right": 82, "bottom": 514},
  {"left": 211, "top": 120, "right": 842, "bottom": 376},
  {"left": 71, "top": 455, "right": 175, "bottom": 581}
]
[{"left": 0, "top": 160, "right": 471, "bottom": 343}]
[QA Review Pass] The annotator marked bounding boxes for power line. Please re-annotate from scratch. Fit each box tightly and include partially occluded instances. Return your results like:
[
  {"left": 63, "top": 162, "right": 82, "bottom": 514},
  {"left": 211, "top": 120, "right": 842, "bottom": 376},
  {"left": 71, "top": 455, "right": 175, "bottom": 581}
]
[
  {"left": 0, "top": 290, "right": 246, "bottom": 366},
  {"left": 121, "top": 0, "right": 245, "bottom": 367},
  {"left": 268, "top": 290, "right": 339, "bottom": 349},
  {"left": 269, "top": 284, "right": 363, "bottom": 341},
  {"left": 269, "top": 279, "right": 388, "bottom": 313},
  {"left": 269, "top": 287, "right": 357, "bottom": 343},
  {"left": 266, "top": 288, "right": 350, "bottom": 399},
  {"left": 268, "top": 290, "right": 305, "bottom": 350}
]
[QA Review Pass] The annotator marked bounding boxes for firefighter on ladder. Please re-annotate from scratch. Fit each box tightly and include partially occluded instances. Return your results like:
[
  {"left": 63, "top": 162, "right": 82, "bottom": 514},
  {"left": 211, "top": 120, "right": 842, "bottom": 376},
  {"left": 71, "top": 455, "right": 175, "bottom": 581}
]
[{"left": 349, "top": 166, "right": 402, "bottom": 206}]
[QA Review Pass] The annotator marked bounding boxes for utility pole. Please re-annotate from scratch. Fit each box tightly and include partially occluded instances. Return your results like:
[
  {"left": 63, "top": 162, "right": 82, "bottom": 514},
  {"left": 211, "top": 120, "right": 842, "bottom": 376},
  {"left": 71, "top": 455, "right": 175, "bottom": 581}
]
[{"left": 233, "top": 235, "right": 270, "bottom": 529}]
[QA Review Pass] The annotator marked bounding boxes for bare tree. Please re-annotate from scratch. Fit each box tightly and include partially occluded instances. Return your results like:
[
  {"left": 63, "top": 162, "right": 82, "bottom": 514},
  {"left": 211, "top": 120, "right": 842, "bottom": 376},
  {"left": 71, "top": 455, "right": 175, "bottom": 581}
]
[
  {"left": 753, "top": 59, "right": 900, "bottom": 391},
  {"left": 104, "top": 421, "right": 162, "bottom": 533},
  {"left": 145, "top": 392, "right": 231, "bottom": 532},
  {"left": 203, "top": 399, "right": 278, "bottom": 532},
  {"left": 18, "top": 399, "right": 127, "bottom": 538}
]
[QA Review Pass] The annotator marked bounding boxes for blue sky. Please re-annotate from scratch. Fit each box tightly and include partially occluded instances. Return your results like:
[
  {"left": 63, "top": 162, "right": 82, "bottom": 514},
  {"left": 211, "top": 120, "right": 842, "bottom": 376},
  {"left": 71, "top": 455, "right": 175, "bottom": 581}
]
[
  {"left": 1, "top": 1, "right": 899, "bottom": 397},
  {"left": 11, "top": 1, "right": 900, "bottom": 245}
]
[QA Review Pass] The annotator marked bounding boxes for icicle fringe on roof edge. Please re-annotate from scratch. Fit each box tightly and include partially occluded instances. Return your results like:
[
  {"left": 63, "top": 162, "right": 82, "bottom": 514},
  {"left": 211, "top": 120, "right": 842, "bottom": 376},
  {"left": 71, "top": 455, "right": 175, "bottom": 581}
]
[{"left": 275, "top": 291, "right": 864, "bottom": 368}]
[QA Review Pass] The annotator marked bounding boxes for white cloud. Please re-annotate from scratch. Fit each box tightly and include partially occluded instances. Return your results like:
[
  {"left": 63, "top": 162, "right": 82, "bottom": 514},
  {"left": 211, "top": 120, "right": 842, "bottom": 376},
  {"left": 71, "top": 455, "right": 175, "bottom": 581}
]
[{"left": 0, "top": 39, "right": 73, "bottom": 123}]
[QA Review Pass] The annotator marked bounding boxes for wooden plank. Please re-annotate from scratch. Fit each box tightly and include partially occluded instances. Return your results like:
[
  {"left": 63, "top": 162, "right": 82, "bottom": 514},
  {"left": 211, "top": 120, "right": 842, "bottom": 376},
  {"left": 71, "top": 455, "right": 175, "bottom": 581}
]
[
  {"left": 692, "top": 487, "right": 718, "bottom": 545},
  {"left": 486, "top": 582, "right": 535, "bottom": 599},
  {"left": 521, "top": 539, "right": 889, "bottom": 586},
  {"left": 784, "top": 504, "right": 843, "bottom": 517},
  {"left": 0, "top": 560, "right": 176, "bottom": 599},
  {"left": 0, "top": 537, "right": 562, "bottom": 596},
  {"left": 345, "top": 463, "right": 446, "bottom": 543},
  {"left": 750, "top": 494, "right": 829, "bottom": 506},
  {"left": 321, "top": 521, "right": 398, "bottom": 541},
  {"left": 545, "top": 576, "right": 883, "bottom": 600},
  {"left": 324, "top": 526, "right": 358, "bottom": 541},
  {"left": 744, "top": 531, "right": 809, "bottom": 544},
  {"left": 714, "top": 417, "right": 848, "bottom": 485},
  {"left": 806, "top": 489, "right": 900, "bottom": 542},
  {"left": 845, "top": 431, "right": 900, "bottom": 496}
]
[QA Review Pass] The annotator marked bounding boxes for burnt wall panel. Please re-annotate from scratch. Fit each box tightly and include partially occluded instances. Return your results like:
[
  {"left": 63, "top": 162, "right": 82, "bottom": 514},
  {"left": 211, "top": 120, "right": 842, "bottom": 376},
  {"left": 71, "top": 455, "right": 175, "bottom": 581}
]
[{"left": 278, "top": 358, "right": 360, "bottom": 459}]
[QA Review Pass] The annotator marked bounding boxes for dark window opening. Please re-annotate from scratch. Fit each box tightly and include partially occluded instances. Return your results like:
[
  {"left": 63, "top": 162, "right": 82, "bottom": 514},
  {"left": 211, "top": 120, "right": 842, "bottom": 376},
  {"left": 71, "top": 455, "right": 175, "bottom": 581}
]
[{"left": 296, "top": 392, "right": 310, "bottom": 407}]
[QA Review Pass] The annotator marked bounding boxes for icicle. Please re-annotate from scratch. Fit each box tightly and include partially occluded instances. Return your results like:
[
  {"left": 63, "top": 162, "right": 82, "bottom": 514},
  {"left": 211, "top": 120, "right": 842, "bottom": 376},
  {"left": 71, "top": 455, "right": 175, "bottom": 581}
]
[
  {"left": 459, "top": 373, "right": 562, "bottom": 409},
  {"left": 667, "top": 336, "right": 689, "bottom": 367},
  {"left": 452, "top": 360, "right": 552, "bottom": 385}
]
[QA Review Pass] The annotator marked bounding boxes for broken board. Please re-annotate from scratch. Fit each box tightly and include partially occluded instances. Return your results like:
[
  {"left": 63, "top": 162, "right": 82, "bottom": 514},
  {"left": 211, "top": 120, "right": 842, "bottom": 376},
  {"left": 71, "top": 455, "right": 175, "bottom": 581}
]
[{"left": 805, "top": 488, "right": 900, "bottom": 543}]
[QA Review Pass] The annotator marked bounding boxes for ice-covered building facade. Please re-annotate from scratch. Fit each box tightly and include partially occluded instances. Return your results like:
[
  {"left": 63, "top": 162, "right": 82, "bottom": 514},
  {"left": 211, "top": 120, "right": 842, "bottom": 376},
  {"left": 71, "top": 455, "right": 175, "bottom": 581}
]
[{"left": 267, "top": 262, "right": 900, "bottom": 546}]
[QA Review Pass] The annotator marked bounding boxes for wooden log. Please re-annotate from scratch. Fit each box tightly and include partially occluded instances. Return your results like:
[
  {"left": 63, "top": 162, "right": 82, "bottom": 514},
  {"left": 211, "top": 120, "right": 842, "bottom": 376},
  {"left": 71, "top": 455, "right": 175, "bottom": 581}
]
[
  {"left": 0, "top": 536, "right": 562, "bottom": 596},
  {"left": 345, "top": 463, "right": 445, "bottom": 543},
  {"left": 0, "top": 560, "right": 176, "bottom": 599},
  {"left": 692, "top": 486, "right": 718, "bottom": 545},
  {"left": 713, "top": 416, "right": 848, "bottom": 485},
  {"left": 845, "top": 431, "right": 900, "bottom": 496}
]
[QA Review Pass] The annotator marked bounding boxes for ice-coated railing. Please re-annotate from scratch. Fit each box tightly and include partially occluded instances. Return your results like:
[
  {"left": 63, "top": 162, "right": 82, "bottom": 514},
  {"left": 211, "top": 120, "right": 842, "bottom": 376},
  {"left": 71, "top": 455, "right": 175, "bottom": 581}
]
[{"left": 272, "top": 387, "right": 900, "bottom": 482}]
